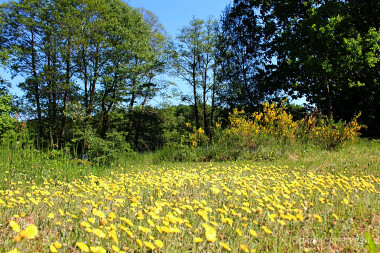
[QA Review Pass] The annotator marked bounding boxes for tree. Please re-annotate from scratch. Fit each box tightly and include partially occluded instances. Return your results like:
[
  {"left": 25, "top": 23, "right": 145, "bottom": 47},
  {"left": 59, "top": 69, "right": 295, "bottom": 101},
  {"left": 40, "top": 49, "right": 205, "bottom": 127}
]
[
  {"left": 2, "top": 0, "right": 46, "bottom": 138},
  {"left": 218, "top": 0, "right": 380, "bottom": 136},
  {"left": 216, "top": 1, "right": 267, "bottom": 110},
  {"left": 174, "top": 17, "right": 218, "bottom": 135}
]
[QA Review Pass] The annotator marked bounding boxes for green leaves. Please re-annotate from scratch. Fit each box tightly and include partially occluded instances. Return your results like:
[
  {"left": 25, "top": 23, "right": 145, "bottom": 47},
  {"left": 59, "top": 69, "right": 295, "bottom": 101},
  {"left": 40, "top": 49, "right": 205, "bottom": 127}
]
[{"left": 364, "top": 231, "right": 379, "bottom": 253}]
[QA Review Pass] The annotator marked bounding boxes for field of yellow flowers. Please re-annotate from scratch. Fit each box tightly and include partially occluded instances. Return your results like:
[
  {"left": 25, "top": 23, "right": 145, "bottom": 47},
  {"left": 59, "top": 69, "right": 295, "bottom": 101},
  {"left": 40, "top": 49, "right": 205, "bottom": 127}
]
[{"left": 1, "top": 163, "right": 379, "bottom": 252}]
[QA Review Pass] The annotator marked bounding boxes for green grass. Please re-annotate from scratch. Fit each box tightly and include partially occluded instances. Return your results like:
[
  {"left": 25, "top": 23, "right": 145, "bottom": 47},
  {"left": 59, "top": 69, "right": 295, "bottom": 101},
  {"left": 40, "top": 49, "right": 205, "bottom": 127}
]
[{"left": 0, "top": 139, "right": 379, "bottom": 252}]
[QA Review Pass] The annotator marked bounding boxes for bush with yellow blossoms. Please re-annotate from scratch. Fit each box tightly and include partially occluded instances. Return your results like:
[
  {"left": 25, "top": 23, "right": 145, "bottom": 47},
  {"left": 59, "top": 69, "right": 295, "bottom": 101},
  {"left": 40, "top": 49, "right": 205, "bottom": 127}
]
[{"left": 219, "top": 101, "right": 363, "bottom": 150}]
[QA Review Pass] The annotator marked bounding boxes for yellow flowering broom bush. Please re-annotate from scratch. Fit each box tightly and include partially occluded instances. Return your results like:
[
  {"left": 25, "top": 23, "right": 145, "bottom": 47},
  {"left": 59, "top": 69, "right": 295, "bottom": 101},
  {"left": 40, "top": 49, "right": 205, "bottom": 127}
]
[{"left": 220, "top": 102, "right": 363, "bottom": 151}]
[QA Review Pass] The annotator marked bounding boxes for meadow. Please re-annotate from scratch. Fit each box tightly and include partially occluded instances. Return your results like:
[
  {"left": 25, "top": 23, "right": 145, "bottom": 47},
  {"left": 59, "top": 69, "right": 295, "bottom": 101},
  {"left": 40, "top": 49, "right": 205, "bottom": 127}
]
[{"left": 0, "top": 140, "right": 379, "bottom": 252}]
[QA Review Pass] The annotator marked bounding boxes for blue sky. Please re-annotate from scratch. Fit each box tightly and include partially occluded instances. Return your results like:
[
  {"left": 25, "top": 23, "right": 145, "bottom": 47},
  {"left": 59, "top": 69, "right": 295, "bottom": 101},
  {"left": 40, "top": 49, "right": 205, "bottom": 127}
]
[
  {"left": 1, "top": 0, "right": 232, "bottom": 105},
  {"left": 128, "top": 0, "right": 231, "bottom": 38}
]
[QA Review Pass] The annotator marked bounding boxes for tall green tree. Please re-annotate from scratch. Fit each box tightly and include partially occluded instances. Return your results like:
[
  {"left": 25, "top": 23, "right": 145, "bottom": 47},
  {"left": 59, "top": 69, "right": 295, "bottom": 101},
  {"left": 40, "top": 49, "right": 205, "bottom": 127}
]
[
  {"left": 218, "top": 0, "right": 380, "bottom": 136},
  {"left": 2, "top": 0, "right": 46, "bottom": 138},
  {"left": 174, "top": 17, "right": 218, "bottom": 135},
  {"left": 216, "top": 1, "right": 268, "bottom": 110}
]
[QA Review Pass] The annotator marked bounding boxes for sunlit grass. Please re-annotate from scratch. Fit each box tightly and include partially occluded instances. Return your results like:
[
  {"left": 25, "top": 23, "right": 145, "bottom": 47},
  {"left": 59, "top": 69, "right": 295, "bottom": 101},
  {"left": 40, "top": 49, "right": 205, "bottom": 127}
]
[{"left": 1, "top": 162, "right": 379, "bottom": 252}]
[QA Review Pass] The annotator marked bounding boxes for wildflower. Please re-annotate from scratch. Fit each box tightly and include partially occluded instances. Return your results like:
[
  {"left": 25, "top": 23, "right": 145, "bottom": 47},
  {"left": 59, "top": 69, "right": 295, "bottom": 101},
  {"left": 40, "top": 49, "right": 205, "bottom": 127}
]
[
  {"left": 120, "top": 217, "right": 133, "bottom": 226},
  {"left": 6, "top": 249, "right": 21, "bottom": 253},
  {"left": 90, "top": 246, "right": 106, "bottom": 253},
  {"left": 13, "top": 235, "right": 21, "bottom": 243},
  {"left": 154, "top": 240, "right": 164, "bottom": 248},
  {"left": 249, "top": 229, "right": 258, "bottom": 237},
  {"left": 240, "top": 244, "right": 249, "bottom": 253},
  {"left": 194, "top": 237, "right": 203, "bottom": 243},
  {"left": 144, "top": 241, "right": 156, "bottom": 250},
  {"left": 76, "top": 242, "right": 89, "bottom": 252},
  {"left": 111, "top": 245, "right": 120, "bottom": 252},
  {"left": 138, "top": 225, "right": 151, "bottom": 233},
  {"left": 261, "top": 226, "right": 272, "bottom": 235},
  {"left": 48, "top": 213, "right": 55, "bottom": 219},
  {"left": 49, "top": 244, "right": 58, "bottom": 253},
  {"left": 9, "top": 220, "right": 20, "bottom": 232},
  {"left": 313, "top": 214, "right": 322, "bottom": 223},
  {"left": 202, "top": 223, "right": 217, "bottom": 242},
  {"left": 136, "top": 239, "right": 143, "bottom": 247},
  {"left": 20, "top": 224, "right": 38, "bottom": 239},
  {"left": 109, "top": 230, "right": 118, "bottom": 243},
  {"left": 81, "top": 221, "right": 91, "bottom": 228},
  {"left": 108, "top": 212, "right": 117, "bottom": 220},
  {"left": 219, "top": 241, "right": 232, "bottom": 251},
  {"left": 92, "top": 228, "right": 106, "bottom": 238},
  {"left": 53, "top": 242, "right": 62, "bottom": 249}
]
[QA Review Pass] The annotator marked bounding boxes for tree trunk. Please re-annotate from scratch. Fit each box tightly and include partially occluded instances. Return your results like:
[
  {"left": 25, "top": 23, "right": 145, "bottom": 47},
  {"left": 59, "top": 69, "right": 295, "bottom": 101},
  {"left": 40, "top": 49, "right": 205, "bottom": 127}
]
[
  {"left": 31, "top": 30, "right": 43, "bottom": 139},
  {"left": 61, "top": 39, "right": 71, "bottom": 138},
  {"left": 192, "top": 61, "right": 199, "bottom": 129},
  {"left": 210, "top": 68, "right": 216, "bottom": 139},
  {"left": 82, "top": 47, "right": 88, "bottom": 113},
  {"left": 88, "top": 44, "right": 100, "bottom": 118},
  {"left": 326, "top": 79, "right": 333, "bottom": 118}
]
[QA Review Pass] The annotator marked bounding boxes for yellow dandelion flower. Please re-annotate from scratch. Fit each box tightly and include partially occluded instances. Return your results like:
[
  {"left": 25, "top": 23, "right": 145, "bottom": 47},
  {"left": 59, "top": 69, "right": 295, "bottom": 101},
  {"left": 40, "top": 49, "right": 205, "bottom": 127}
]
[
  {"left": 6, "top": 248, "right": 21, "bottom": 253},
  {"left": 144, "top": 241, "right": 156, "bottom": 250},
  {"left": 120, "top": 217, "right": 134, "bottom": 226},
  {"left": 240, "top": 244, "right": 249, "bottom": 253},
  {"left": 296, "top": 213, "right": 304, "bottom": 221},
  {"left": 194, "top": 237, "right": 203, "bottom": 243},
  {"left": 53, "top": 242, "right": 62, "bottom": 249},
  {"left": 236, "top": 228, "right": 242, "bottom": 236},
  {"left": 49, "top": 244, "right": 58, "bottom": 253},
  {"left": 9, "top": 220, "right": 20, "bottom": 232},
  {"left": 136, "top": 239, "right": 143, "bottom": 247},
  {"left": 92, "top": 228, "right": 106, "bottom": 238},
  {"left": 313, "top": 214, "right": 322, "bottom": 223},
  {"left": 20, "top": 224, "right": 38, "bottom": 239},
  {"left": 202, "top": 223, "right": 217, "bottom": 242},
  {"left": 261, "top": 226, "right": 272, "bottom": 235},
  {"left": 100, "top": 219, "right": 107, "bottom": 226},
  {"left": 80, "top": 221, "right": 91, "bottom": 228},
  {"left": 13, "top": 235, "right": 21, "bottom": 243},
  {"left": 154, "top": 240, "right": 164, "bottom": 248},
  {"left": 268, "top": 213, "right": 277, "bottom": 222},
  {"left": 48, "top": 213, "right": 55, "bottom": 219},
  {"left": 249, "top": 229, "right": 258, "bottom": 237},
  {"left": 92, "top": 209, "right": 105, "bottom": 219},
  {"left": 111, "top": 245, "right": 120, "bottom": 252},
  {"left": 109, "top": 230, "right": 118, "bottom": 244},
  {"left": 76, "top": 242, "right": 89, "bottom": 252},
  {"left": 138, "top": 226, "right": 151, "bottom": 233},
  {"left": 109, "top": 212, "right": 117, "bottom": 220},
  {"left": 90, "top": 246, "right": 106, "bottom": 253},
  {"left": 343, "top": 198, "right": 349, "bottom": 205},
  {"left": 219, "top": 241, "right": 232, "bottom": 251}
]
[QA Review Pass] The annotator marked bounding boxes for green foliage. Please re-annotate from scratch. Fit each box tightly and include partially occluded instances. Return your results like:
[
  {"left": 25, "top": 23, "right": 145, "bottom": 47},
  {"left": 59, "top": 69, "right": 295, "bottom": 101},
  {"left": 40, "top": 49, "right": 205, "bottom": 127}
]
[
  {"left": 217, "top": 0, "right": 380, "bottom": 136},
  {"left": 155, "top": 102, "right": 364, "bottom": 162},
  {"left": 364, "top": 231, "right": 379, "bottom": 253},
  {"left": 0, "top": 94, "right": 15, "bottom": 137},
  {"left": 84, "top": 129, "right": 133, "bottom": 165}
]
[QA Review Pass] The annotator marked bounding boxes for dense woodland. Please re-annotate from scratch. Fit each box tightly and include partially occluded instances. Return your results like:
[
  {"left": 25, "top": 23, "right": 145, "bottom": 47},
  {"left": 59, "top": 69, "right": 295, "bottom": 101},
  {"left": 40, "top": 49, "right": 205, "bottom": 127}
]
[{"left": 0, "top": 0, "right": 379, "bottom": 160}]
